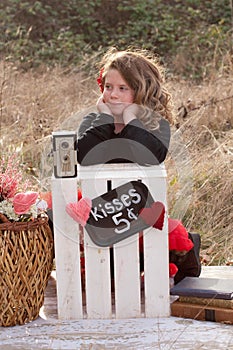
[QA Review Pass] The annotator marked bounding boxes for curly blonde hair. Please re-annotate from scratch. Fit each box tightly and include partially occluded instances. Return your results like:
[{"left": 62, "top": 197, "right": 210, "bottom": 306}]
[{"left": 98, "top": 48, "right": 174, "bottom": 129}]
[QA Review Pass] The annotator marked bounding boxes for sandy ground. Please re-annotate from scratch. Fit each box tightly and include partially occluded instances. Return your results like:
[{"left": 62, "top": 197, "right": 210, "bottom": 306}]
[{"left": 1, "top": 266, "right": 233, "bottom": 350}]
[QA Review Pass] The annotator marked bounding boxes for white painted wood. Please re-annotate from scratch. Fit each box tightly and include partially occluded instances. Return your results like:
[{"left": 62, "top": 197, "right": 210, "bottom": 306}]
[
  {"left": 79, "top": 176, "right": 112, "bottom": 319},
  {"left": 52, "top": 163, "right": 169, "bottom": 319},
  {"left": 83, "top": 230, "right": 112, "bottom": 319},
  {"left": 78, "top": 163, "right": 169, "bottom": 319},
  {"left": 143, "top": 175, "right": 170, "bottom": 317},
  {"left": 143, "top": 225, "right": 170, "bottom": 317},
  {"left": 77, "top": 163, "right": 167, "bottom": 182},
  {"left": 111, "top": 176, "right": 141, "bottom": 318},
  {"left": 51, "top": 176, "right": 83, "bottom": 319},
  {"left": 113, "top": 234, "right": 141, "bottom": 318}
]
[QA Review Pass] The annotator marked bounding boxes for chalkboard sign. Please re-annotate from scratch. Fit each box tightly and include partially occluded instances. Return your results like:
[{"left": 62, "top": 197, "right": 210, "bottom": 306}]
[{"left": 85, "top": 180, "right": 164, "bottom": 247}]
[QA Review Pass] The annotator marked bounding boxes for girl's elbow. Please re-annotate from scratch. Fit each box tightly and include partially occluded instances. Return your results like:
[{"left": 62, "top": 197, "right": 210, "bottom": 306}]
[{"left": 157, "top": 148, "right": 168, "bottom": 164}]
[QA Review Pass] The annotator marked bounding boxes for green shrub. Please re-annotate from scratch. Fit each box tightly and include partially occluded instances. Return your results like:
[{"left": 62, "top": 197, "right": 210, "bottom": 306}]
[{"left": 0, "top": 0, "right": 232, "bottom": 78}]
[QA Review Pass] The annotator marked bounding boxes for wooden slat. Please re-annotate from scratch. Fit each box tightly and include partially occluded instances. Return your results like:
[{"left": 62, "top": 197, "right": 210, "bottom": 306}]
[
  {"left": 143, "top": 174, "right": 170, "bottom": 317},
  {"left": 113, "top": 234, "right": 141, "bottom": 318},
  {"left": 84, "top": 231, "right": 112, "bottom": 319},
  {"left": 52, "top": 176, "right": 83, "bottom": 319},
  {"left": 111, "top": 177, "right": 141, "bottom": 318},
  {"left": 80, "top": 177, "right": 112, "bottom": 319},
  {"left": 143, "top": 225, "right": 170, "bottom": 317}
]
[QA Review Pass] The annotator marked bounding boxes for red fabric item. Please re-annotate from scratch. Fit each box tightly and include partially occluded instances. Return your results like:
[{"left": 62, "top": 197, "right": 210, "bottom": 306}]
[
  {"left": 168, "top": 218, "right": 194, "bottom": 251},
  {"left": 97, "top": 67, "right": 104, "bottom": 93},
  {"left": 66, "top": 197, "right": 92, "bottom": 227},
  {"left": 77, "top": 188, "right": 83, "bottom": 201},
  {"left": 139, "top": 201, "right": 165, "bottom": 230},
  {"left": 39, "top": 191, "right": 52, "bottom": 209},
  {"left": 169, "top": 263, "right": 178, "bottom": 277}
]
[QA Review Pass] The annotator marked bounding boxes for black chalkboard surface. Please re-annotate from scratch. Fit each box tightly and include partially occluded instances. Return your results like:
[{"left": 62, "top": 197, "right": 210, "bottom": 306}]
[{"left": 85, "top": 180, "right": 164, "bottom": 247}]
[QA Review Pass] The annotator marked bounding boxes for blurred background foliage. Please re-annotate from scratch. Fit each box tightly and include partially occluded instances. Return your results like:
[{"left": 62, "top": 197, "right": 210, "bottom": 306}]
[{"left": 0, "top": 0, "right": 232, "bottom": 79}]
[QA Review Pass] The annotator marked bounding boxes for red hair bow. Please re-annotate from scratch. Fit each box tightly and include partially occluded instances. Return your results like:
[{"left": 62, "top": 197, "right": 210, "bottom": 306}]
[{"left": 97, "top": 67, "right": 104, "bottom": 93}]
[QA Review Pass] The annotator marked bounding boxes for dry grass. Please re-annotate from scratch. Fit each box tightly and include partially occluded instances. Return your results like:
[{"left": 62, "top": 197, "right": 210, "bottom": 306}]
[
  {"left": 1, "top": 61, "right": 233, "bottom": 265},
  {"left": 166, "top": 75, "right": 233, "bottom": 265}
]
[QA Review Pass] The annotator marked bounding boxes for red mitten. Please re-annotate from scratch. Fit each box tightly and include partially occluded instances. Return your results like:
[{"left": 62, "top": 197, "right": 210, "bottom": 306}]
[
  {"left": 66, "top": 197, "right": 92, "bottom": 227},
  {"left": 139, "top": 201, "right": 165, "bottom": 230},
  {"left": 169, "top": 263, "right": 178, "bottom": 278}
]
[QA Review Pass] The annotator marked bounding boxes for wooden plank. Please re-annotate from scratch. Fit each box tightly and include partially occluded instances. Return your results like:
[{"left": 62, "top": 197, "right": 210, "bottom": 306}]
[
  {"left": 51, "top": 176, "right": 83, "bottom": 319},
  {"left": 143, "top": 174, "right": 170, "bottom": 317},
  {"left": 178, "top": 296, "right": 233, "bottom": 309},
  {"left": 113, "top": 234, "right": 141, "bottom": 318},
  {"left": 80, "top": 176, "right": 112, "bottom": 319},
  {"left": 111, "top": 177, "right": 141, "bottom": 318},
  {"left": 143, "top": 225, "right": 170, "bottom": 317},
  {"left": 171, "top": 301, "right": 233, "bottom": 324},
  {"left": 83, "top": 231, "right": 112, "bottom": 318}
]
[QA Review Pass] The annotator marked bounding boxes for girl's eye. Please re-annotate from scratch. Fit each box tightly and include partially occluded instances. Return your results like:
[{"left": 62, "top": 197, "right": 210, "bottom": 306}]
[
  {"left": 120, "top": 86, "right": 128, "bottom": 91},
  {"left": 105, "top": 84, "right": 112, "bottom": 90}
]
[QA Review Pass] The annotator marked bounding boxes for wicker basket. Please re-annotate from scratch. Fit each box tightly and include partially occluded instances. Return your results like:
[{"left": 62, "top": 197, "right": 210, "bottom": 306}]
[{"left": 0, "top": 215, "right": 54, "bottom": 327}]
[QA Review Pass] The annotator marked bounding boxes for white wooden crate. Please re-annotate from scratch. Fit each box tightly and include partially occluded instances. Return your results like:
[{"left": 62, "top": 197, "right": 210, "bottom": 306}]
[{"left": 52, "top": 163, "right": 170, "bottom": 320}]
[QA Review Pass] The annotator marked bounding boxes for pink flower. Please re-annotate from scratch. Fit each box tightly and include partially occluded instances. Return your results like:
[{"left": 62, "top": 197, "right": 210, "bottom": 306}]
[
  {"left": 13, "top": 191, "right": 38, "bottom": 215},
  {"left": 0, "top": 155, "right": 29, "bottom": 200},
  {"left": 0, "top": 174, "right": 18, "bottom": 199}
]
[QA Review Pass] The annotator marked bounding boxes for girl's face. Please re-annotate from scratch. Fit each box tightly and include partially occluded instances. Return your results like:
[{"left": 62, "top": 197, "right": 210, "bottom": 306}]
[{"left": 103, "top": 69, "right": 135, "bottom": 116}]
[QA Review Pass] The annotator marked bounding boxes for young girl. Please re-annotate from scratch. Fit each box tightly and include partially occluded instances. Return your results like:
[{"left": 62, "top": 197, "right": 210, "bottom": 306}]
[{"left": 77, "top": 48, "right": 174, "bottom": 166}]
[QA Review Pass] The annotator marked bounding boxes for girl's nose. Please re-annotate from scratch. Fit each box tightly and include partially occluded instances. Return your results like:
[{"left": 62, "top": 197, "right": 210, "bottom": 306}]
[{"left": 110, "top": 88, "right": 119, "bottom": 99}]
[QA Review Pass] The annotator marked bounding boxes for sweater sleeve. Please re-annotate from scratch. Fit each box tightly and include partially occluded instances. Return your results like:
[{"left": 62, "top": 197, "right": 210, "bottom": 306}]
[
  {"left": 77, "top": 112, "right": 115, "bottom": 164},
  {"left": 173, "top": 249, "right": 201, "bottom": 284},
  {"left": 120, "top": 118, "right": 171, "bottom": 165},
  {"left": 77, "top": 112, "right": 171, "bottom": 166}
]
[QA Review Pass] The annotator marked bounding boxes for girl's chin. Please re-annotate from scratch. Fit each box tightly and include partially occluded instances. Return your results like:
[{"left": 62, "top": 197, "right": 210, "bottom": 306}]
[{"left": 107, "top": 102, "right": 129, "bottom": 117}]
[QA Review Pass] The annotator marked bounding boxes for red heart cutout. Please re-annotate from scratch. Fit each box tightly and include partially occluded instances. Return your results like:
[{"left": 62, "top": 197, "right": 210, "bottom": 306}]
[
  {"left": 66, "top": 197, "right": 92, "bottom": 227},
  {"left": 138, "top": 201, "right": 165, "bottom": 230}
]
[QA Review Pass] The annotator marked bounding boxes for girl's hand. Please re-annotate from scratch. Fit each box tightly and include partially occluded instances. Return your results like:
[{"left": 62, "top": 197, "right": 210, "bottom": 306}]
[
  {"left": 96, "top": 96, "right": 112, "bottom": 115},
  {"left": 123, "top": 103, "right": 140, "bottom": 124}
]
